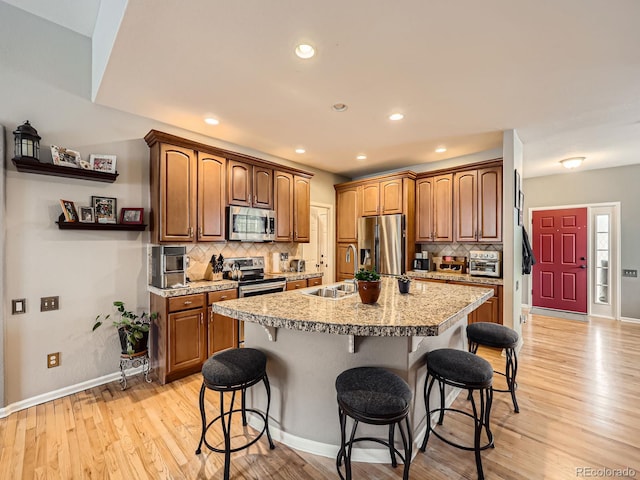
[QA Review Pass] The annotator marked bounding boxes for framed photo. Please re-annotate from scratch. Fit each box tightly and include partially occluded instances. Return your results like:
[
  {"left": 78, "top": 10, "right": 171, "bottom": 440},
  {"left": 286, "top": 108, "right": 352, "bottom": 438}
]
[
  {"left": 92, "top": 196, "right": 117, "bottom": 224},
  {"left": 59, "top": 199, "right": 78, "bottom": 222},
  {"left": 120, "top": 208, "right": 144, "bottom": 225},
  {"left": 78, "top": 206, "right": 95, "bottom": 223},
  {"left": 51, "top": 145, "right": 81, "bottom": 168},
  {"left": 89, "top": 154, "right": 117, "bottom": 173}
]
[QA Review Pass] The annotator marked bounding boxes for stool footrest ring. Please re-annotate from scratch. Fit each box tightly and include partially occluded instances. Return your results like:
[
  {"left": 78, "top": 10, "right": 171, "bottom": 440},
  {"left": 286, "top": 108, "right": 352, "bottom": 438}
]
[
  {"left": 426, "top": 407, "right": 494, "bottom": 451},
  {"left": 199, "top": 408, "right": 272, "bottom": 454}
]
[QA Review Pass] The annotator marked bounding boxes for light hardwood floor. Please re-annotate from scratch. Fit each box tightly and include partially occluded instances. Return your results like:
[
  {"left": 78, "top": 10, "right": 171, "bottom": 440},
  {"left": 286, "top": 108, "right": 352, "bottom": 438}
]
[{"left": 1, "top": 313, "right": 639, "bottom": 479}]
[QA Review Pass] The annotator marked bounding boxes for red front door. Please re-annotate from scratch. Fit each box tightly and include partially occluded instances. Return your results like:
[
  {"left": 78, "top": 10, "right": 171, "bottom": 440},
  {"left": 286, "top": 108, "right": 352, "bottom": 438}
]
[{"left": 532, "top": 208, "right": 588, "bottom": 313}]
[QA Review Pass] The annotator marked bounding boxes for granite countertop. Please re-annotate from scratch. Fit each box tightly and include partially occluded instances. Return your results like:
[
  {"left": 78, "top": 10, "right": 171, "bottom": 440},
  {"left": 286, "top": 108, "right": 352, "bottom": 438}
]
[
  {"left": 267, "top": 271, "right": 324, "bottom": 281},
  {"left": 212, "top": 276, "right": 493, "bottom": 337},
  {"left": 407, "top": 270, "right": 504, "bottom": 286}
]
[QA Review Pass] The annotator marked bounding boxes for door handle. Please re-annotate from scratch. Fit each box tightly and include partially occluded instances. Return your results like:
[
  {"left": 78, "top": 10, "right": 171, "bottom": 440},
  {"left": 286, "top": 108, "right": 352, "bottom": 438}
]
[{"left": 580, "top": 265, "right": 587, "bottom": 269}]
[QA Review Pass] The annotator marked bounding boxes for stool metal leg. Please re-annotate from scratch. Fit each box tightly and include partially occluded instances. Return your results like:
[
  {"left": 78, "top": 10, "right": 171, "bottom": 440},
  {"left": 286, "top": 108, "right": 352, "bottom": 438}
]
[
  {"left": 505, "top": 347, "right": 519, "bottom": 413},
  {"left": 420, "top": 374, "right": 436, "bottom": 452},
  {"left": 241, "top": 387, "right": 248, "bottom": 426},
  {"left": 345, "top": 419, "right": 359, "bottom": 480},
  {"left": 195, "top": 383, "right": 207, "bottom": 455},
  {"left": 398, "top": 416, "right": 413, "bottom": 480},
  {"left": 336, "top": 406, "right": 347, "bottom": 470},
  {"left": 221, "top": 390, "right": 236, "bottom": 480},
  {"left": 388, "top": 424, "right": 397, "bottom": 467},
  {"left": 262, "top": 374, "right": 275, "bottom": 449}
]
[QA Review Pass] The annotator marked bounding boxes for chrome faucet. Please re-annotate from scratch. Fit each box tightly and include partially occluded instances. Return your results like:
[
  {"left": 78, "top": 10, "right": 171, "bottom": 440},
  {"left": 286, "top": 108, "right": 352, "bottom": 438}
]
[{"left": 345, "top": 244, "right": 358, "bottom": 282}]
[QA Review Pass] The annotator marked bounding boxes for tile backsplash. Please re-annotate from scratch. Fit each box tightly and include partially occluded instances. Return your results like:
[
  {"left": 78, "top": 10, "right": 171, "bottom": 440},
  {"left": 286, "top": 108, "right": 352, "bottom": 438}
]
[
  {"left": 186, "top": 242, "right": 302, "bottom": 280},
  {"left": 417, "top": 243, "right": 502, "bottom": 258}
]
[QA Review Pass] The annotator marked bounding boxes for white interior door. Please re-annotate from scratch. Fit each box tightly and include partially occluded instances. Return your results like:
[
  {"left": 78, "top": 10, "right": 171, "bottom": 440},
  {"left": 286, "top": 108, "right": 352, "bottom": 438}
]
[{"left": 302, "top": 204, "right": 334, "bottom": 283}]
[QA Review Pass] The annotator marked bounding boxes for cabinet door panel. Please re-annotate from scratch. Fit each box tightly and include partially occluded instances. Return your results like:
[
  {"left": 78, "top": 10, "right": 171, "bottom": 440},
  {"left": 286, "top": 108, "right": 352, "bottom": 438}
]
[
  {"left": 274, "top": 171, "right": 294, "bottom": 241},
  {"left": 168, "top": 309, "right": 205, "bottom": 373},
  {"left": 380, "top": 180, "right": 403, "bottom": 214},
  {"left": 478, "top": 166, "right": 502, "bottom": 242},
  {"left": 416, "top": 178, "right": 434, "bottom": 241},
  {"left": 161, "top": 145, "right": 196, "bottom": 241},
  {"left": 253, "top": 166, "right": 273, "bottom": 209},
  {"left": 198, "top": 154, "right": 226, "bottom": 241},
  {"left": 454, "top": 170, "right": 477, "bottom": 242},
  {"left": 209, "top": 314, "right": 238, "bottom": 356},
  {"left": 286, "top": 280, "right": 307, "bottom": 290},
  {"left": 433, "top": 174, "right": 453, "bottom": 242},
  {"left": 294, "top": 176, "right": 310, "bottom": 242},
  {"left": 361, "top": 183, "right": 379, "bottom": 216},
  {"left": 337, "top": 243, "right": 356, "bottom": 279},
  {"left": 228, "top": 160, "right": 252, "bottom": 206},
  {"left": 336, "top": 187, "right": 359, "bottom": 243},
  {"left": 307, "top": 277, "right": 323, "bottom": 287}
]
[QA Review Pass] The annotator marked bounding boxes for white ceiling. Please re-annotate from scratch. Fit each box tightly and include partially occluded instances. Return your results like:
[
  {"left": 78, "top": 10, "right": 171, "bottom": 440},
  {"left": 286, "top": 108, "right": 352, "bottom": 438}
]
[{"left": 7, "top": 0, "right": 640, "bottom": 178}]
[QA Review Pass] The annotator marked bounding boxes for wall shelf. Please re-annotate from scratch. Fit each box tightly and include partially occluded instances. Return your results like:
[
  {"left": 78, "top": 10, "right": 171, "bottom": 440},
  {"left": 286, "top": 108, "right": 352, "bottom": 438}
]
[
  {"left": 12, "top": 157, "right": 118, "bottom": 183},
  {"left": 56, "top": 215, "right": 146, "bottom": 231}
]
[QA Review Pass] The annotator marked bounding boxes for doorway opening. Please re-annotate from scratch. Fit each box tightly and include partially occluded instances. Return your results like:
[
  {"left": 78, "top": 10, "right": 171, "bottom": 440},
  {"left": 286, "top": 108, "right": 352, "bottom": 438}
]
[
  {"left": 528, "top": 203, "right": 620, "bottom": 320},
  {"left": 301, "top": 203, "right": 334, "bottom": 284}
]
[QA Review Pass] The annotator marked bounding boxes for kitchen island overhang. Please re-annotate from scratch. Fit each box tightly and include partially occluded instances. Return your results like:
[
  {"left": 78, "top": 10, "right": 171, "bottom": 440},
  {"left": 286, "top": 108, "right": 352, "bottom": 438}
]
[{"left": 210, "top": 277, "right": 494, "bottom": 462}]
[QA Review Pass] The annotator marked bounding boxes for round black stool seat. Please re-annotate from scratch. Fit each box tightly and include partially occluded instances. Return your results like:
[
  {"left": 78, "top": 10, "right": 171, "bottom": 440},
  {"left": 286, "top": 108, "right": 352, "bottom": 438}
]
[
  {"left": 335, "top": 367, "right": 413, "bottom": 480},
  {"left": 467, "top": 322, "right": 520, "bottom": 413},
  {"left": 467, "top": 322, "right": 519, "bottom": 348},
  {"left": 202, "top": 347, "right": 267, "bottom": 389},
  {"left": 421, "top": 349, "right": 494, "bottom": 480},
  {"left": 196, "top": 348, "right": 274, "bottom": 480}
]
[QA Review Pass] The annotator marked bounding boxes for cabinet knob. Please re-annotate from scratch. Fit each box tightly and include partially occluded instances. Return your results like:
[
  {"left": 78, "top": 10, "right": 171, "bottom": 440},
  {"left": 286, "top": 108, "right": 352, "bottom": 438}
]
[
  {"left": 184, "top": 300, "right": 192, "bottom": 305},
  {"left": 198, "top": 227, "right": 203, "bottom": 238},
  {"left": 188, "top": 227, "right": 194, "bottom": 238},
  {"left": 220, "top": 295, "right": 228, "bottom": 300}
]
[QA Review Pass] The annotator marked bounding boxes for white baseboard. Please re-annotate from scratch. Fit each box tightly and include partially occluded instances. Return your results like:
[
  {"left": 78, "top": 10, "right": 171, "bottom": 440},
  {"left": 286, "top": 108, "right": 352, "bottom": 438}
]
[
  {"left": 620, "top": 316, "right": 640, "bottom": 324},
  {"left": 0, "top": 366, "right": 144, "bottom": 419}
]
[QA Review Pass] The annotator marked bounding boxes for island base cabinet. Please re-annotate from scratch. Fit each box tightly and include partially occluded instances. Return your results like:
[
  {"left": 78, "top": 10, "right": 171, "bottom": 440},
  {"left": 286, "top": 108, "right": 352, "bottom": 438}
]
[{"left": 168, "top": 309, "right": 206, "bottom": 377}]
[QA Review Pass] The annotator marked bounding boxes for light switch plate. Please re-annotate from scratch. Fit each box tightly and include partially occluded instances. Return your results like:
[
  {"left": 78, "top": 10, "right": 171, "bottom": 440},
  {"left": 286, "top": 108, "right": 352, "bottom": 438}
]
[
  {"left": 12, "top": 298, "right": 26, "bottom": 314},
  {"left": 41, "top": 296, "right": 59, "bottom": 311},
  {"left": 622, "top": 269, "right": 638, "bottom": 278}
]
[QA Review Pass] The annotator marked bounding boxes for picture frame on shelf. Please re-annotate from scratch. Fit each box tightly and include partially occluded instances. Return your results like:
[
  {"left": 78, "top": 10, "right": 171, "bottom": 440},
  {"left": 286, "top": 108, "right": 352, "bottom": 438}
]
[
  {"left": 78, "top": 206, "right": 95, "bottom": 223},
  {"left": 92, "top": 195, "right": 117, "bottom": 224},
  {"left": 120, "top": 208, "right": 144, "bottom": 225},
  {"left": 51, "top": 145, "right": 81, "bottom": 168},
  {"left": 59, "top": 199, "right": 79, "bottom": 222},
  {"left": 89, "top": 154, "right": 117, "bottom": 173}
]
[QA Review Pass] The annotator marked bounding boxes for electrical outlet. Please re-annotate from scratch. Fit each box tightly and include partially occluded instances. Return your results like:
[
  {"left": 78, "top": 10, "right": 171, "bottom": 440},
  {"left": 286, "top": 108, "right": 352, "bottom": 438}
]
[
  {"left": 622, "top": 269, "right": 638, "bottom": 278},
  {"left": 47, "top": 352, "right": 60, "bottom": 368},
  {"left": 12, "top": 298, "right": 26, "bottom": 314},
  {"left": 41, "top": 296, "right": 59, "bottom": 312}
]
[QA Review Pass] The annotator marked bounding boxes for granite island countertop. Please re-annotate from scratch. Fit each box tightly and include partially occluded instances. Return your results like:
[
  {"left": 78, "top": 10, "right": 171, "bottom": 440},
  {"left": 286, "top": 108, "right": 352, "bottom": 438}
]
[
  {"left": 408, "top": 270, "right": 504, "bottom": 286},
  {"left": 212, "top": 276, "right": 493, "bottom": 337}
]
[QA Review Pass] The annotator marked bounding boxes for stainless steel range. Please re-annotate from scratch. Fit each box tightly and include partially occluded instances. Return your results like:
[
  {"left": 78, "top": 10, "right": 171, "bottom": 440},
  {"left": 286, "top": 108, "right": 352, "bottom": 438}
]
[{"left": 223, "top": 256, "right": 287, "bottom": 297}]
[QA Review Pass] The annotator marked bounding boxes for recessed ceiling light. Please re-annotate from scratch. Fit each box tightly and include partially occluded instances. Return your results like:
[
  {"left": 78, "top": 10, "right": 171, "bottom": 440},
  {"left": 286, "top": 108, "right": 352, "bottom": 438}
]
[
  {"left": 560, "top": 157, "right": 585, "bottom": 169},
  {"left": 356, "top": 154, "right": 367, "bottom": 160},
  {"left": 389, "top": 113, "right": 404, "bottom": 121},
  {"left": 295, "top": 148, "right": 306, "bottom": 154},
  {"left": 435, "top": 146, "right": 447, "bottom": 153},
  {"left": 295, "top": 44, "right": 315, "bottom": 59},
  {"left": 332, "top": 103, "right": 348, "bottom": 112},
  {"left": 204, "top": 117, "right": 219, "bottom": 125}
]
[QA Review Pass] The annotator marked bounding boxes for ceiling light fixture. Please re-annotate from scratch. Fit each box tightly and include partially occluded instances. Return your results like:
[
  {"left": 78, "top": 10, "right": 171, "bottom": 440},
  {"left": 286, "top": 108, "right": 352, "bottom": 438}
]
[
  {"left": 295, "top": 148, "right": 306, "bottom": 154},
  {"left": 560, "top": 157, "right": 585, "bottom": 169},
  {"left": 295, "top": 44, "right": 315, "bottom": 59},
  {"left": 356, "top": 154, "right": 367, "bottom": 160},
  {"left": 332, "top": 103, "right": 348, "bottom": 112},
  {"left": 389, "top": 113, "right": 404, "bottom": 121},
  {"left": 435, "top": 146, "right": 447, "bottom": 153},
  {"left": 204, "top": 117, "right": 219, "bottom": 125}
]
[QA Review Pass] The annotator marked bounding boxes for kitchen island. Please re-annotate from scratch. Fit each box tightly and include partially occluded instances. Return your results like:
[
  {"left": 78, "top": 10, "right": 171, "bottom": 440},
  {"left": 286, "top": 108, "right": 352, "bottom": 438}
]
[{"left": 211, "top": 277, "right": 493, "bottom": 461}]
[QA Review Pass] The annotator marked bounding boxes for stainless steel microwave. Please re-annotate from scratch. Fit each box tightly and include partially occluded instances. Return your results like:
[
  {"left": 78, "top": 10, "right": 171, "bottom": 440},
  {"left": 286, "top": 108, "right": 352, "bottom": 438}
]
[
  {"left": 227, "top": 206, "right": 276, "bottom": 242},
  {"left": 150, "top": 245, "right": 187, "bottom": 288}
]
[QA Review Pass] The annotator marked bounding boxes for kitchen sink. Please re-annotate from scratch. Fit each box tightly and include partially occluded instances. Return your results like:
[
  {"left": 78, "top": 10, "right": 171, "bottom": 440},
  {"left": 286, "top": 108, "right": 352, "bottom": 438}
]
[{"left": 300, "top": 282, "right": 357, "bottom": 300}]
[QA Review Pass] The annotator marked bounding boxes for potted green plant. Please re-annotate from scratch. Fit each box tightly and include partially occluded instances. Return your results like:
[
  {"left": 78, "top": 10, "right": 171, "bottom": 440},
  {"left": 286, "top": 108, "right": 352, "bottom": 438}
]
[
  {"left": 397, "top": 274, "right": 411, "bottom": 294},
  {"left": 354, "top": 268, "right": 382, "bottom": 304},
  {"left": 93, "top": 301, "right": 157, "bottom": 355}
]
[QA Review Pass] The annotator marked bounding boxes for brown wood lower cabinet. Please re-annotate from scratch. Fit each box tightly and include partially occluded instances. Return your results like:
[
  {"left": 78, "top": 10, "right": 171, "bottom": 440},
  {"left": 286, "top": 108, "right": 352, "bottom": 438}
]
[
  {"left": 286, "top": 277, "right": 323, "bottom": 291},
  {"left": 307, "top": 276, "right": 323, "bottom": 287},
  {"left": 414, "top": 278, "right": 503, "bottom": 325},
  {"left": 150, "top": 288, "right": 239, "bottom": 384}
]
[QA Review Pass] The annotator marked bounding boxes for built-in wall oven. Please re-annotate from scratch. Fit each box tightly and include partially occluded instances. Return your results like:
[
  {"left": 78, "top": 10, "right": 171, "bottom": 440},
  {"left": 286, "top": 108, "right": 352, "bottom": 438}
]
[{"left": 469, "top": 250, "right": 502, "bottom": 278}]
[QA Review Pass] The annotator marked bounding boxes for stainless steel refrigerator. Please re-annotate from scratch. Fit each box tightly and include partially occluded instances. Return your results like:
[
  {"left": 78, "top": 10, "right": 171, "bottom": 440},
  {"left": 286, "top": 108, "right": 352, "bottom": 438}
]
[{"left": 357, "top": 215, "right": 405, "bottom": 275}]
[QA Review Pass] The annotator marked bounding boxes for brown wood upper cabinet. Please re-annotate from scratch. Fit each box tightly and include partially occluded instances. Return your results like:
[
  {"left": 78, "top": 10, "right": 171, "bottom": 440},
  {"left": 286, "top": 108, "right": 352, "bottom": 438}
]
[
  {"left": 454, "top": 166, "right": 502, "bottom": 242},
  {"left": 416, "top": 174, "right": 453, "bottom": 242},
  {"left": 335, "top": 185, "right": 360, "bottom": 243},
  {"left": 274, "top": 171, "right": 311, "bottom": 242},
  {"left": 228, "top": 159, "right": 273, "bottom": 209},
  {"left": 147, "top": 141, "right": 226, "bottom": 243},
  {"left": 361, "top": 179, "right": 403, "bottom": 216}
]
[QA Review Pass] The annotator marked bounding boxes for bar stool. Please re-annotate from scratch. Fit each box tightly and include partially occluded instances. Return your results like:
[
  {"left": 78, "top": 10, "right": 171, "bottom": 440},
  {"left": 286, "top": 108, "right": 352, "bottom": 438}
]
[
  {"left": 335, "top": 367, "right": 413, "bottom": 480},
  {"left": 195, "top": 348, "right": 275, "bottom": 480},
  {"left": 467, "top": 322, "right": 520, "bottom": 413},
  {"left": 420, "top": 348, "right": 494, "bottom": 480}
]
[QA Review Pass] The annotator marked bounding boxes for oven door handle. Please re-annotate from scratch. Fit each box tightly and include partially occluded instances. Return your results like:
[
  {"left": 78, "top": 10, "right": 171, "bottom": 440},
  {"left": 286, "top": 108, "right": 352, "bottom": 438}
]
[{"left": 239, "top": 282, "right": 286, "bottom": 295}]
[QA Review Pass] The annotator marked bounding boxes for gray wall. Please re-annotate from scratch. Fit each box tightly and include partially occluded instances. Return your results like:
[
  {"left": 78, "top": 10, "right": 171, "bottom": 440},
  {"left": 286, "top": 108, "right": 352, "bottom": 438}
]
[{"left": 523, "top": 164, "right": 640, "bottom": 319}]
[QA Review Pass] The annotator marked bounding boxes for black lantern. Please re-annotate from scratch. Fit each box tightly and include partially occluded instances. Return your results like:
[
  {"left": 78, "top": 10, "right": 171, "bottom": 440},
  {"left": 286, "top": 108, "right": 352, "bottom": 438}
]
[{"left": 13, "top": 121, "right": 41, "bottom": 161}]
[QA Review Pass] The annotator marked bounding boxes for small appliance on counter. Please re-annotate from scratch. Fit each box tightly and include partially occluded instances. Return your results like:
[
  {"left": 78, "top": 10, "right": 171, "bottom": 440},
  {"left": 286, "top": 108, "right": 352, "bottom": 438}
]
[
  {"left": 290, "top": 259, "right": 306, "bottom": 272},
  {"left": 150, "top": 245, "right": 187, "bottom": 288},
  {"left": 433, "top": 255, "right": 468, "bottom": 274},
  {"left": 412, "top": 252, "right": 432, "bottom": 271},
  {"left": 469, "top": 250, "right": 502, "bottom": 278}
]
